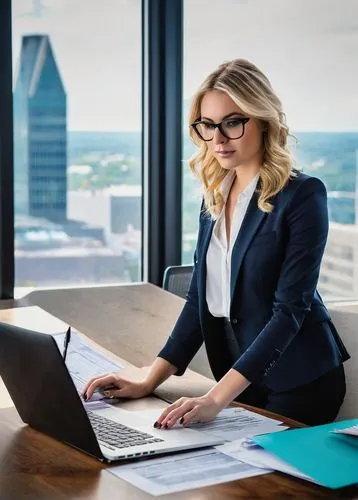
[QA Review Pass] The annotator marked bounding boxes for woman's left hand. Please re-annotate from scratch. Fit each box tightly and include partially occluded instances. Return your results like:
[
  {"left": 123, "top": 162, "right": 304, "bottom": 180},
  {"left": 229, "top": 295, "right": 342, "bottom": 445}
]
[{"left": 154, "top": 394, "right": 222, "bottom": 429}]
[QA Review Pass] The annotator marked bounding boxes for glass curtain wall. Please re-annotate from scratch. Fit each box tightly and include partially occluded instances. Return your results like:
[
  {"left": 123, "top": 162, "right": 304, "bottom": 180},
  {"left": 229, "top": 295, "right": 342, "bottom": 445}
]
[
  {"left": 182, "top": 0, "right": 358, "bottom": 300},
  {"left": 12, "top": 0, "right": 142, "bottom": 289}
]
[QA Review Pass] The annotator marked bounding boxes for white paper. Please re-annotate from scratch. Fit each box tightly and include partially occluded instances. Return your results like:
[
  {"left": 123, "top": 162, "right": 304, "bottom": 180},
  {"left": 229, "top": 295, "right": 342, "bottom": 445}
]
[
  {"left": 141, "top": 407, "right": 283, "bottom": 443},
  {"left": 54, "top": 329, "right": 125, "bottom": 391},
  {"left": 188, "top": 408, "right": 283, "bottom": 442},
  {"left": 54, "top": 330, "right": 124, "bottom": 414},
  {"left": 108, "top": 447, "right": 272, "bottom": 496},
  {"left": 331, "top": 424, "right": 358, "bottom": 437},
  {"left": 219, "top": 437, "right": 320, "bottom": 485}
]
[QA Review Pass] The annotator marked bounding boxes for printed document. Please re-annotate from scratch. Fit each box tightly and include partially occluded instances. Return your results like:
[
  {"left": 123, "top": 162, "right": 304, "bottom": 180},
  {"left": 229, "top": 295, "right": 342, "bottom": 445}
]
[
  {"left": 219, "top": 437, "right": 319, "bottom": 484},
  {"left": 141, "top": 407, "right": 283, "bottom": 442},
  {"left": 188, "top": 407, "right": 283, "bottom": 441},
  {"left": 108, "top": 447, "right": 271, "bottom": 496},
  {"left": 331, "top": 424, "right": 358, "bottom": 437},
  {"left": 54, "top": 330, "right": 124, "bottom": 392}
]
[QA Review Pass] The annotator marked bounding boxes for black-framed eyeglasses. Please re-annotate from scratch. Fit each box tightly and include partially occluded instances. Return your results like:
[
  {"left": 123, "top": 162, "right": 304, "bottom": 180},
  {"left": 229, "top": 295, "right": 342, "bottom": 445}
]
[{"left": 191, "top": 117, "right": 250, "bottom": 141}]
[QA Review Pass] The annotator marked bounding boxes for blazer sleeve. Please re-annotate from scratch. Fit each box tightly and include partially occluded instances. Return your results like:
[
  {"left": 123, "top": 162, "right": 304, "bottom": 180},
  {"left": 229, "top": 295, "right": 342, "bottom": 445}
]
[
  {"left": 157, "top": 255, "right": 203, "bottom": 375},
  {"left": 232, "top": 177, "right": 329, "bottom": 382}
]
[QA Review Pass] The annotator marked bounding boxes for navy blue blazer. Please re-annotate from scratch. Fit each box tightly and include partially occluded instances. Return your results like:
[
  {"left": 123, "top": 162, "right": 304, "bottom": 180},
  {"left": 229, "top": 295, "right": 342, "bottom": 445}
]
[{"left": 158, "top": 173, "right": 350, "bottom": 392}]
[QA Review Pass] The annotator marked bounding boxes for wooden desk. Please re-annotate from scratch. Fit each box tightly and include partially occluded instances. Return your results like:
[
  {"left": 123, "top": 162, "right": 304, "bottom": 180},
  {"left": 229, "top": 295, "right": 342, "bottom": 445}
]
[
  {"left": 0, "top": 291, "right": 356, "bottom": 499},
  {"left": 20, "top": 283, "right": 213, "bottom": 378}
]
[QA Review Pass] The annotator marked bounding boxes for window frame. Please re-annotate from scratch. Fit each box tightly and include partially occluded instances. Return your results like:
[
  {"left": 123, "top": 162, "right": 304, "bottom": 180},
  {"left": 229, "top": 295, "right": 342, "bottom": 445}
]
[{"left": 0, "top": 0, "right": 15, "bottom": 299}]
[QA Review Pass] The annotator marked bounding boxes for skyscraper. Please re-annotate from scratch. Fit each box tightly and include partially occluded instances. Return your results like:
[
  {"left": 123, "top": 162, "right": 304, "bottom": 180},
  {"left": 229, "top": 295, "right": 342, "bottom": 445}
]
[{"left": 13, "top": 34, "right": 67, "bottom": 222}]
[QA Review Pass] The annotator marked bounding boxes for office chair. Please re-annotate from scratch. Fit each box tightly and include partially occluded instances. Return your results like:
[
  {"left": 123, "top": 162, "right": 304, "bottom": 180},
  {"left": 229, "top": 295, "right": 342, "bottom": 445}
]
[
  {"left": 328, "top": 307, "right": 358, "bottom": 420},
  {"left": 162, "top": 265, "right": 194, "bottom": 299}
]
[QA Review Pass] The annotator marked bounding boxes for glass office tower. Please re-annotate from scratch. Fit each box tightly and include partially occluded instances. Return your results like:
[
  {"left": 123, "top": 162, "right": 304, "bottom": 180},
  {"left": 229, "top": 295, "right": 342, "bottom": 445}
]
[{"left": 14, "top": 34, "right": 67, "bottom": 222}]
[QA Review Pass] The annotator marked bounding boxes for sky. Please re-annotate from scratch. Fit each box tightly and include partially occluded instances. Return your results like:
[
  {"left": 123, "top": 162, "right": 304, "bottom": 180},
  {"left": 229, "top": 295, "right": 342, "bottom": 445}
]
[{"left": 12, "top": 0, "right": 358, "bottom": 132}]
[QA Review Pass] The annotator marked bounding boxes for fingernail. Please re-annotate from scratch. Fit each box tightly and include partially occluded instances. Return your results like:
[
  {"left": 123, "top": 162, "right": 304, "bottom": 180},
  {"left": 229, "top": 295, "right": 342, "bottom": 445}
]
[
  {"left": 179, "top": 417, "right": 184, "bottom": 425},
  {"left": 164, "top": 423, "right": 168, "bottom": 429},
  {"left": 83, "top": 394, "right": 87, "bottom": 401},
  {"left": 153, "top": 421, "right": 159, "bottom": 428}
]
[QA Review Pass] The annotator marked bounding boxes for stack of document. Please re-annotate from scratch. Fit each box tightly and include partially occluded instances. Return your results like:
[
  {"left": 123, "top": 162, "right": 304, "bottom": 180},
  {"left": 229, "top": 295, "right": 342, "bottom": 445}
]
[
  {"left": 108, "top": 407, "right": 287, "bottom": 495},
  {"left": 218, "top": 438, "right": 316, "bottom": 484},
  {"left": 331, "top": 423, "right": 358, "bottom": 437},
  {"left": 250, "top": 418, "right": 358, "bottom": 489},
  {"left": 181, "top": 407, "right": 286, "bottom": 442},
  {"left": 108, "top": 412, "right": 358, "bottom": 494}
]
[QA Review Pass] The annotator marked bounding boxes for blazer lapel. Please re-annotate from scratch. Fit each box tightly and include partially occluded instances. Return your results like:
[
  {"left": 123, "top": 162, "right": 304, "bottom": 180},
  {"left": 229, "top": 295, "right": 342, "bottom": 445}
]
[
  {"left": 197, "top": 216, "right": 215, "bottom": 311},
  {"left": 230, "top": 191, "right": 267, "bottom": 303}
]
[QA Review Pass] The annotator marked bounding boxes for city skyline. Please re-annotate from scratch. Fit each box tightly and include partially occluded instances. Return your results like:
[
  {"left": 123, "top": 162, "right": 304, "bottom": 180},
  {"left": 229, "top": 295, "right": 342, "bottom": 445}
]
[
  {"left": 13, "top": 34, "right": 67, "bottom": 222},
  {"left": 12, "top": 0, "right": 358, "bottom": 132}
]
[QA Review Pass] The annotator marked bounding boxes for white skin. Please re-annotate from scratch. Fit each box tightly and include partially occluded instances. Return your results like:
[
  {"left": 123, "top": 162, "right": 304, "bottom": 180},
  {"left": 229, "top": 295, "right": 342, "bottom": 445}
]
[{"left": 82, "top": 89, "right": 265, "bottom": 429}]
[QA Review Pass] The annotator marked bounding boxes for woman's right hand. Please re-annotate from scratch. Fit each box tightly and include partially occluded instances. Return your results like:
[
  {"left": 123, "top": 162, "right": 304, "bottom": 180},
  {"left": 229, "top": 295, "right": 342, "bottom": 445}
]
[{"left": 81, "top": 372, "right": 152, "bottom": 401}]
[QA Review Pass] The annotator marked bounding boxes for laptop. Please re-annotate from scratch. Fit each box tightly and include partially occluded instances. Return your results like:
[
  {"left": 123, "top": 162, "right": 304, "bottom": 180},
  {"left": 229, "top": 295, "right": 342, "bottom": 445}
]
[{"left": 0, "top": 321, "right": 221, "bottom": 462}]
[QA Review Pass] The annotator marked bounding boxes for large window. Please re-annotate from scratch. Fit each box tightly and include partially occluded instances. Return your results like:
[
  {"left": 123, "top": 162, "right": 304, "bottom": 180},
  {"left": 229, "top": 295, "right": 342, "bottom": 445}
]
[
  {"left": 182, "top": 0, "right": 358, "bottom": 300},
  {"left": 12, "top": 0, "right": 142, "bottom": 289}
]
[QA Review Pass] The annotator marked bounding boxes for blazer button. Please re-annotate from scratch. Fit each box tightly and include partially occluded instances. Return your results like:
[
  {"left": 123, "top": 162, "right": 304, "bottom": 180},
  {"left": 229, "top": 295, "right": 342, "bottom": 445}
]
[{"left": 232, "top": 318, "right": 238, "bottom": 324}]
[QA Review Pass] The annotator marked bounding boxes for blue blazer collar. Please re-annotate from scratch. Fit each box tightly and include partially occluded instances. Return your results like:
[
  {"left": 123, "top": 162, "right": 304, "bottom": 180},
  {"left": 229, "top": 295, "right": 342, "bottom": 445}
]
[
  {"left": 230, "top": 191, "right": 266, "bottom": 302},
  {"left": 197, "top": 215, "right": 214, "bottom": 313}
]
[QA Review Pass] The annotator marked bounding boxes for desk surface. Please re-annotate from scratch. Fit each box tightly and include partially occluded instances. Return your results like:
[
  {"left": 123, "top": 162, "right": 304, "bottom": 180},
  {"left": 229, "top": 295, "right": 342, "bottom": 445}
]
[{"left": 0, "top": 285, "right": 356, "bottom": 499}]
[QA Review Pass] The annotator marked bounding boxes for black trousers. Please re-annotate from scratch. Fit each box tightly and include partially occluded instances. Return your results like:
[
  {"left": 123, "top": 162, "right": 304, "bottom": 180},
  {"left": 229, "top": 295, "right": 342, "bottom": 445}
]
[
  {"left": 222, "top": 319, "right": 346, "bottom": 426},
  {"left": 236, "top": 365, "right": 346, "bottom": 426}
]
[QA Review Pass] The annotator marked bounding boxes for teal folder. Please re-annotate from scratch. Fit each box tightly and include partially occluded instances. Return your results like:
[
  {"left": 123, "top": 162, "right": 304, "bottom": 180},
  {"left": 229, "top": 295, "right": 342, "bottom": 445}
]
[{"left": 253, "top": 418, "right": 358, "bottom": 489}]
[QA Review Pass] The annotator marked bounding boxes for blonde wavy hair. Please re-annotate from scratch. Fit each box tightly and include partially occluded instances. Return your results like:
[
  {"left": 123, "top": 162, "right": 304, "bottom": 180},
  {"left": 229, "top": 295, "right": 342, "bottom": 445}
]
[{"left": 188, "top": 59, "right": 296, "bottom": 216}]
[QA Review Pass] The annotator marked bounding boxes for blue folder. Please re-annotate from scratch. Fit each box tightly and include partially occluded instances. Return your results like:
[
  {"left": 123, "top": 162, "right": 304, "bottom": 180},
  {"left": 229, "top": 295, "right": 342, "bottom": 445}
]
[{"left": 253, "top": 418, "right": 358, "bottom": 489}]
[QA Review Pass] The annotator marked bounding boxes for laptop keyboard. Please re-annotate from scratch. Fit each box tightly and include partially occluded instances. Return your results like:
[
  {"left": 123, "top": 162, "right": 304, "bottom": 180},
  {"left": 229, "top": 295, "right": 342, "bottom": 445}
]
[{"left": 87, "top": 411, "right": 164, "bottom": 449}]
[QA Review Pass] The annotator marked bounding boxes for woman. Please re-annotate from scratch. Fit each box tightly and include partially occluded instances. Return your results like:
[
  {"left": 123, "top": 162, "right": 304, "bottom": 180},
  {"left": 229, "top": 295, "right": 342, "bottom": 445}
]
[{"left": 83, "top": 59, "right": 349, "bottom": 427}]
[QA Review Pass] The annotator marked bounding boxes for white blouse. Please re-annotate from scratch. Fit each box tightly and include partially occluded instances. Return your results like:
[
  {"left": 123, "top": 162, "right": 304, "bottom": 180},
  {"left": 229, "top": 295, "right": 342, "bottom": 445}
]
[{"left": 206, "top": 171, "right": 259, "bottom": 318}]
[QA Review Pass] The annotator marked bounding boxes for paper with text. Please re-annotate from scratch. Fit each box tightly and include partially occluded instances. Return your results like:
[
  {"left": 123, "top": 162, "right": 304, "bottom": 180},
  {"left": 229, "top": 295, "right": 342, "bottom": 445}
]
[
  {"left": 188, "top": 407, "right": 283, "bottom": 441},
  {"left": 54, "top": 330, "right": 124, "bottom": 406},
  {"left": 141, "top": 407, "right": 283, "bottom": 442},
  {"left": 219, "top": 436, "right": 319, "bottom": 485},
  {"left": 108, "top": 447, "right": 271, "bottom": 496}
]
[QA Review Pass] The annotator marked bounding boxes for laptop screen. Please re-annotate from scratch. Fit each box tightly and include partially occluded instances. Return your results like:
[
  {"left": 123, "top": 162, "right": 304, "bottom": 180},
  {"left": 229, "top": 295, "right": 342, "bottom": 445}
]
[{"left": 0, "top": 321, "right": 104, "bottom": 460}]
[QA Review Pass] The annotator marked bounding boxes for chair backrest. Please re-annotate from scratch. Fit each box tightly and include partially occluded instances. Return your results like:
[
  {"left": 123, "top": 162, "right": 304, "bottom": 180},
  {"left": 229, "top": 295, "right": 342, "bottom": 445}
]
[
  {"left": 328, "top": 307, "right": 358, "bottom": 420},
  {"left": 162, "top": 265, "right": 194, "bottom": 299}
]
